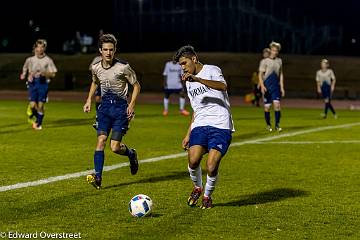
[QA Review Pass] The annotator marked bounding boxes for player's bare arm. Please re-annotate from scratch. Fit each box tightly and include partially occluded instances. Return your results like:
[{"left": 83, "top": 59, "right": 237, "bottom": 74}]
[
  {"left": 127, "top": 82, "right": 141, "bottom": 120},
  {"left": 182, "top": 113, "right": 194, "bottom": 150},
  {"left": 280, "top": 71, "right": 285, "bottom": 97},
  {"left": 331, "top": 75, "right": 336, "bottom": 92},
  {"left": 258, "top": 71, "right": 267, "bottom": 94},
  {"left": 83, "top": 81, "right": 99, "bottom": 113},
  {"left": 181, "top": 73, "right": 227, "bottom": 91}
]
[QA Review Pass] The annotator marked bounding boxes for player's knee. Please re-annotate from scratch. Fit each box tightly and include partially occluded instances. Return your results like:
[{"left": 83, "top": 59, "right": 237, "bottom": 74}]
[
  {"left": 188, "top": 156, "right": 201, "bottom": 169},
  {"left": 110, "top": 141, "right": 122, "bottom": 153},
  {"left": 206, "top": 164, "right": 219, "bottom": 177},
  {"left": 96, "top": 136, "right": 107, "bottom": 150}
]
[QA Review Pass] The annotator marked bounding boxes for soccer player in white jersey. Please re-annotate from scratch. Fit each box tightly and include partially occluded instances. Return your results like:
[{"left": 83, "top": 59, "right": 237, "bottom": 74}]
[
  {"left": 174, "top": 45, "right": 234, "bottom": 209},
  {"left": 20, "top": 39, "right": 57, "bottom": 130},
  {"left": 258, "top": 42, "right": 285, "bottom": 132},
  {"left": 316, "top": 59, "right": 337, "bottom": 118},
  {"left": 162, "top": 60, "right": 190, "bottom": 116},
  {"left": 83, "top": 34, "right": 141, "bottom": 189}
]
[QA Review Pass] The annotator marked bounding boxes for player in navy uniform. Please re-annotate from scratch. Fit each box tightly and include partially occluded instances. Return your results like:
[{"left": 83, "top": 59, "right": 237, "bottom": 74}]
[
  {"left": 316, "top": 59, "right": 337, "bottom": 118},
  {"left": 258, "top": 42, "right": 285, "bottom": 132},
  {"left": 83, "top": 34, "right": 141, "bottom": 189},
  {"left": 174, "top": 45, "right": 234, "bottom": 209}
]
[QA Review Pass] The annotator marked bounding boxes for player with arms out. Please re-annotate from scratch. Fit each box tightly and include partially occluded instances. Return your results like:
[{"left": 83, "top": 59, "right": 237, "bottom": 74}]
[
  {"left": 174, "top": 45, "right": 234, "bottom": 209},
  {"left": 20, "top": 39, "right": 57, "bottom": 130},
  {"left": 162, "top": 60, "right": 190, "bottom": 116},
  {"left": 316, "top": 59, "right": 337, "bottom": 119},
  {"left": 258, "top": 42, "right": 285, "bottom": 132},
  {"left": 83, "top": 34, "right": 141, "bottom": 189}
]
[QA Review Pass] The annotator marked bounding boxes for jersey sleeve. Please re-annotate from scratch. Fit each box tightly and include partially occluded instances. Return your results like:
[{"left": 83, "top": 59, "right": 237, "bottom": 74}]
[
  {"left": 22, "top": 57, "right": 30, "bottom": 74},
  {"left": 162, "top": 62, "right": 169, "bottom": 76},
  {"left": 210, "top": 66, "right": 226, "bottom": 84},
  {"left": 258, "top": 59, "right": 266, "bottom": 73},
  {"left": 330, "top": 69, "right": 336, "bottom": 80},
  {"left": 124, "top": 64, "right": 138, "bottom": 85},
  {"left": 91, "top": 65, "right": 100, "bottom": 84},
  {"left": 47, "top": 58, "right": 58, "bottom": 73},
  {"left": 316, "top": 71, "right": 320, "bottom": 82}
]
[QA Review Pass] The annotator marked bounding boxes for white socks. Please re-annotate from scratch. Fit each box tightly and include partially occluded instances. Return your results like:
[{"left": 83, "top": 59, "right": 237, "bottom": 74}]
[
  {"left": 163, "top": 98, "right": 169, "bottom": 111},
  {"left": 204, "top": 174, "right": 218, "bottom": 197},
  {"left": 179, "top": 97, "right": 185, "bottom": 110},
  {"left": 188, "top": 165, "right": 202, "bottom": 188}
]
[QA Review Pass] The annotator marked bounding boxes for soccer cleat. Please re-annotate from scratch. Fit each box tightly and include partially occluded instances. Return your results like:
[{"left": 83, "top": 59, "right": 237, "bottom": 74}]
[
  {"left": 320, "top": 113, "right": 327, "bottom": 119},
  {"left": 187, "top": 186, "right": 202, "bottom": 207},
  {"left": 32, "top": 122, "right": 42, "bottom": 130},
  {"left": 162, "top": 110, "right": 168, "bottom": 116},
  {"left": 86, "top": 173, "right": 101, "bottom": 190},
  {"left": 129, "top": 149, "right": 138, "bottom": 175},
  {"left": 266, "top": 125, "right": 273, "bottom": 132},
  {"left": 179, "top": 109, "right": 190, "bottom": 116},
  {"left": 334, "top": 114, "right": 338, "bottom": 119},
  {"left": 200, "top": 196, "right": 213, "bottom": 209},
  {"left": 275, "top": 126, "right": 282, "bottom": 132}
]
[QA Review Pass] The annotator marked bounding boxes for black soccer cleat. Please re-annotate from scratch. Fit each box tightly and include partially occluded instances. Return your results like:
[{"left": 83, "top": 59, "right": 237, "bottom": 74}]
[
  {"left": 200, "top": 196, "right": 213, "bottom": 209},
  {"left": 129, "top": 149, "right": 138, "bottom": 175}
]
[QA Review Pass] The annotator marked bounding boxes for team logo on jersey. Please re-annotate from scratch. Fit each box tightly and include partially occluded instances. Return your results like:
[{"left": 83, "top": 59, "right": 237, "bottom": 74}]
[
  {"left": 189, "top": 86, "right": 211, "bottom": 98},
  {"left": 217, "top": 144, "right": 223, "bottom": 149}
]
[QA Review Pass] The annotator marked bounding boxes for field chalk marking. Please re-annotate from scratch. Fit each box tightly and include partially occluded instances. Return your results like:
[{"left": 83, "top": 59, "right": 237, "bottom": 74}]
[{"left": 1, "top": 122, "right": 359, "bottom": 193}]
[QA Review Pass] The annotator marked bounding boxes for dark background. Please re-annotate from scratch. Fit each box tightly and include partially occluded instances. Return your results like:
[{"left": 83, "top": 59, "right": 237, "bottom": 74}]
[{"left": 0, "top": 0, "right": 359, "bottom": 55}]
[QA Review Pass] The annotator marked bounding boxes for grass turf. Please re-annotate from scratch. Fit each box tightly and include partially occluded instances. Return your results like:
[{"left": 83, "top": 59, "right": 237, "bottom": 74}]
[{"left": 0, "top": 100, "right": 359, "bottom": 239}]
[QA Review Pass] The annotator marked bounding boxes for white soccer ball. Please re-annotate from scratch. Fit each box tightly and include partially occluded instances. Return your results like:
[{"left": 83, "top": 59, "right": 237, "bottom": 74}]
[{"left": 129, "top": 194, "right": 153, "bottom": 217}]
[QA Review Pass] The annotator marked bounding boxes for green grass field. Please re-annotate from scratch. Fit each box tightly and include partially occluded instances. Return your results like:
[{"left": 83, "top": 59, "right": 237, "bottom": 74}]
[{"left": 0, "top": 100, "right": 359, "bottom": 240}]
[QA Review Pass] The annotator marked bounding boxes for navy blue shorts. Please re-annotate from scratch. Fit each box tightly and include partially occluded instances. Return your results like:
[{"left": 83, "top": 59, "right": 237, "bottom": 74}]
[
  {"left": 321, "top": 83, "right": 331, "bottom": 99},
  {"left": 94, "top": 85, "right": 101, "bottom": 97},
  {"left": 28, "top": 79, "right": 48, "bottom": 103},
  {"left": 164, "top": 88, "right": 183, "bottom": 98},
  {"left": 97, "top": 98, "right": 129, "bottom": 141},
  {"left": 263, "top": 88, "right": 281, "bottom": 105},
  {"left": 189, "top": 126, "right": 232, "bottom": 156}
]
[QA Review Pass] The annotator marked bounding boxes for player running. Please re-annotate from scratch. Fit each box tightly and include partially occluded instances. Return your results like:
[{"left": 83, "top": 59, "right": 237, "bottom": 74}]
[
  {"left": 258, "top": 42, "right": 285, "bottom": 132},
  {"left": 89, "top": 55, "right": 102, "bottom": 129},
  {"left": 316, "top": 59, "right": 337, "bottom": 118},
  {"left": 20, "top": 39, "right": 57, "bottom": 130},
  {"left": 162, "top": 60, "right": 190, "bottom": 116},
  {"left": 174, "top": 45, "right": 234, "bottom": 209},
  {"left": 83, "top": 34, "right": 141, "bottom": 189}
]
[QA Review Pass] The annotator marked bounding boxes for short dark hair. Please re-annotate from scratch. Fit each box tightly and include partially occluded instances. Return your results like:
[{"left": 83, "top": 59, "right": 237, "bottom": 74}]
[
  {"left": 98, "top": 34, "right": 117, "bottom": 49},
  {"left": 173, "top": 45, "right": 198, "bottom": 62}
]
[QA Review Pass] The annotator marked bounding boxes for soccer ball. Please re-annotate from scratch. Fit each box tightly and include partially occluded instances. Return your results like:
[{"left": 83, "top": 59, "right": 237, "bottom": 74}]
[{"left": 129, "top": 194, "right": 153, "bottom": 217}]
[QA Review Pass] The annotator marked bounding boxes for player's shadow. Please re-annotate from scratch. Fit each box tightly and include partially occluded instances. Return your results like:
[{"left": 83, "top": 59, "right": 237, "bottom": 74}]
[
  {"left": 102, "top": 171, "right": 189, "bottom": 190},
  {"left": 215, "top": 188, "right": 309, "bottom": 207},
  {"left": 46, "top": 118, "right": 92, "bottom": 128}
]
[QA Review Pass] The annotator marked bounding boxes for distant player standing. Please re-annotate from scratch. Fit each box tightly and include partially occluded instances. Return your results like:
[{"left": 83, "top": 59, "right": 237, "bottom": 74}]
[
  {"left": 83, "top": 34, "right": 140, "bottom": 189},
  {"left": 316, "top": 59, "right": 337, "bottom": 118},
  {"left": 162, "top": 60, "right": 190, "bottom": 116},
  {"left": 258, "top": 42, "right": 285, "bottom": 132},
  {"left": 20, "top": 39, "right": 57, "bottom": 130},
  {"left": 174, "top": 45, "right": 234, "bottom": 209},
  {"left": 89, "top": 55, "right": 102, "bottom": 129}
]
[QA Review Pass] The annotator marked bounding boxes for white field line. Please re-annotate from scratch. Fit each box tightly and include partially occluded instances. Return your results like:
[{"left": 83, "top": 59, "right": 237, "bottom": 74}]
[
  {"left": 253, "top": 140, "right": 360, "bottom": 144},
  {"left": 0, "top": 122, "right": 359, "bottom": 193}
]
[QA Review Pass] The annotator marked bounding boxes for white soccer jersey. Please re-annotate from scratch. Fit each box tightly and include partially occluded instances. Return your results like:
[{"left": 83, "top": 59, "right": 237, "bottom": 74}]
[
  {"left": 316, "top": 69, "right": 335, "bottom": 85},
  {"left": 22, "top": 55, "right": 57, "bottom": 75},
  {"left": 186, "top": 65, "right": 234, "bottom": 131},
  {"left": 163, "top": 61, "right": 183, "bottom": 89}
]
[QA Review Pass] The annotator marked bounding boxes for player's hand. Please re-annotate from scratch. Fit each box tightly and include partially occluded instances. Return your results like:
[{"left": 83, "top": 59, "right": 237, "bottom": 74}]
[
  {"left": 181, "top": 73, "right": 197, "bottom": 82},
  {"left": 20, "top": 73, "right": 26, "bottom": 80},
  {"left": 27, "top": 73, "right": 34, "bottom": 82},
  {"left": 260, "top": 85, "right": 267, "bottom": 94},
  {"left": 317, "top": 88, "right": 321, "bottom": 94},
  {"left": 281, "top": 88, "right": 285, "bottom": 97},
  {"left": 182, "top": 135, "right": 190, "bottom": 151},
  {"left": 83, "top": 101, "right": 91, "bottom": 113},
  {"left": 127, "top": 103, "right": 135, "bottom": 121}
]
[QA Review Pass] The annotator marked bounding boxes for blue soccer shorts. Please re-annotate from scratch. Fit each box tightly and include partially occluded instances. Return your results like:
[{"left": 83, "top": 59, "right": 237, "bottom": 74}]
[{"left": 189, "top": 126, "right": 232, "bottom": 156}]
